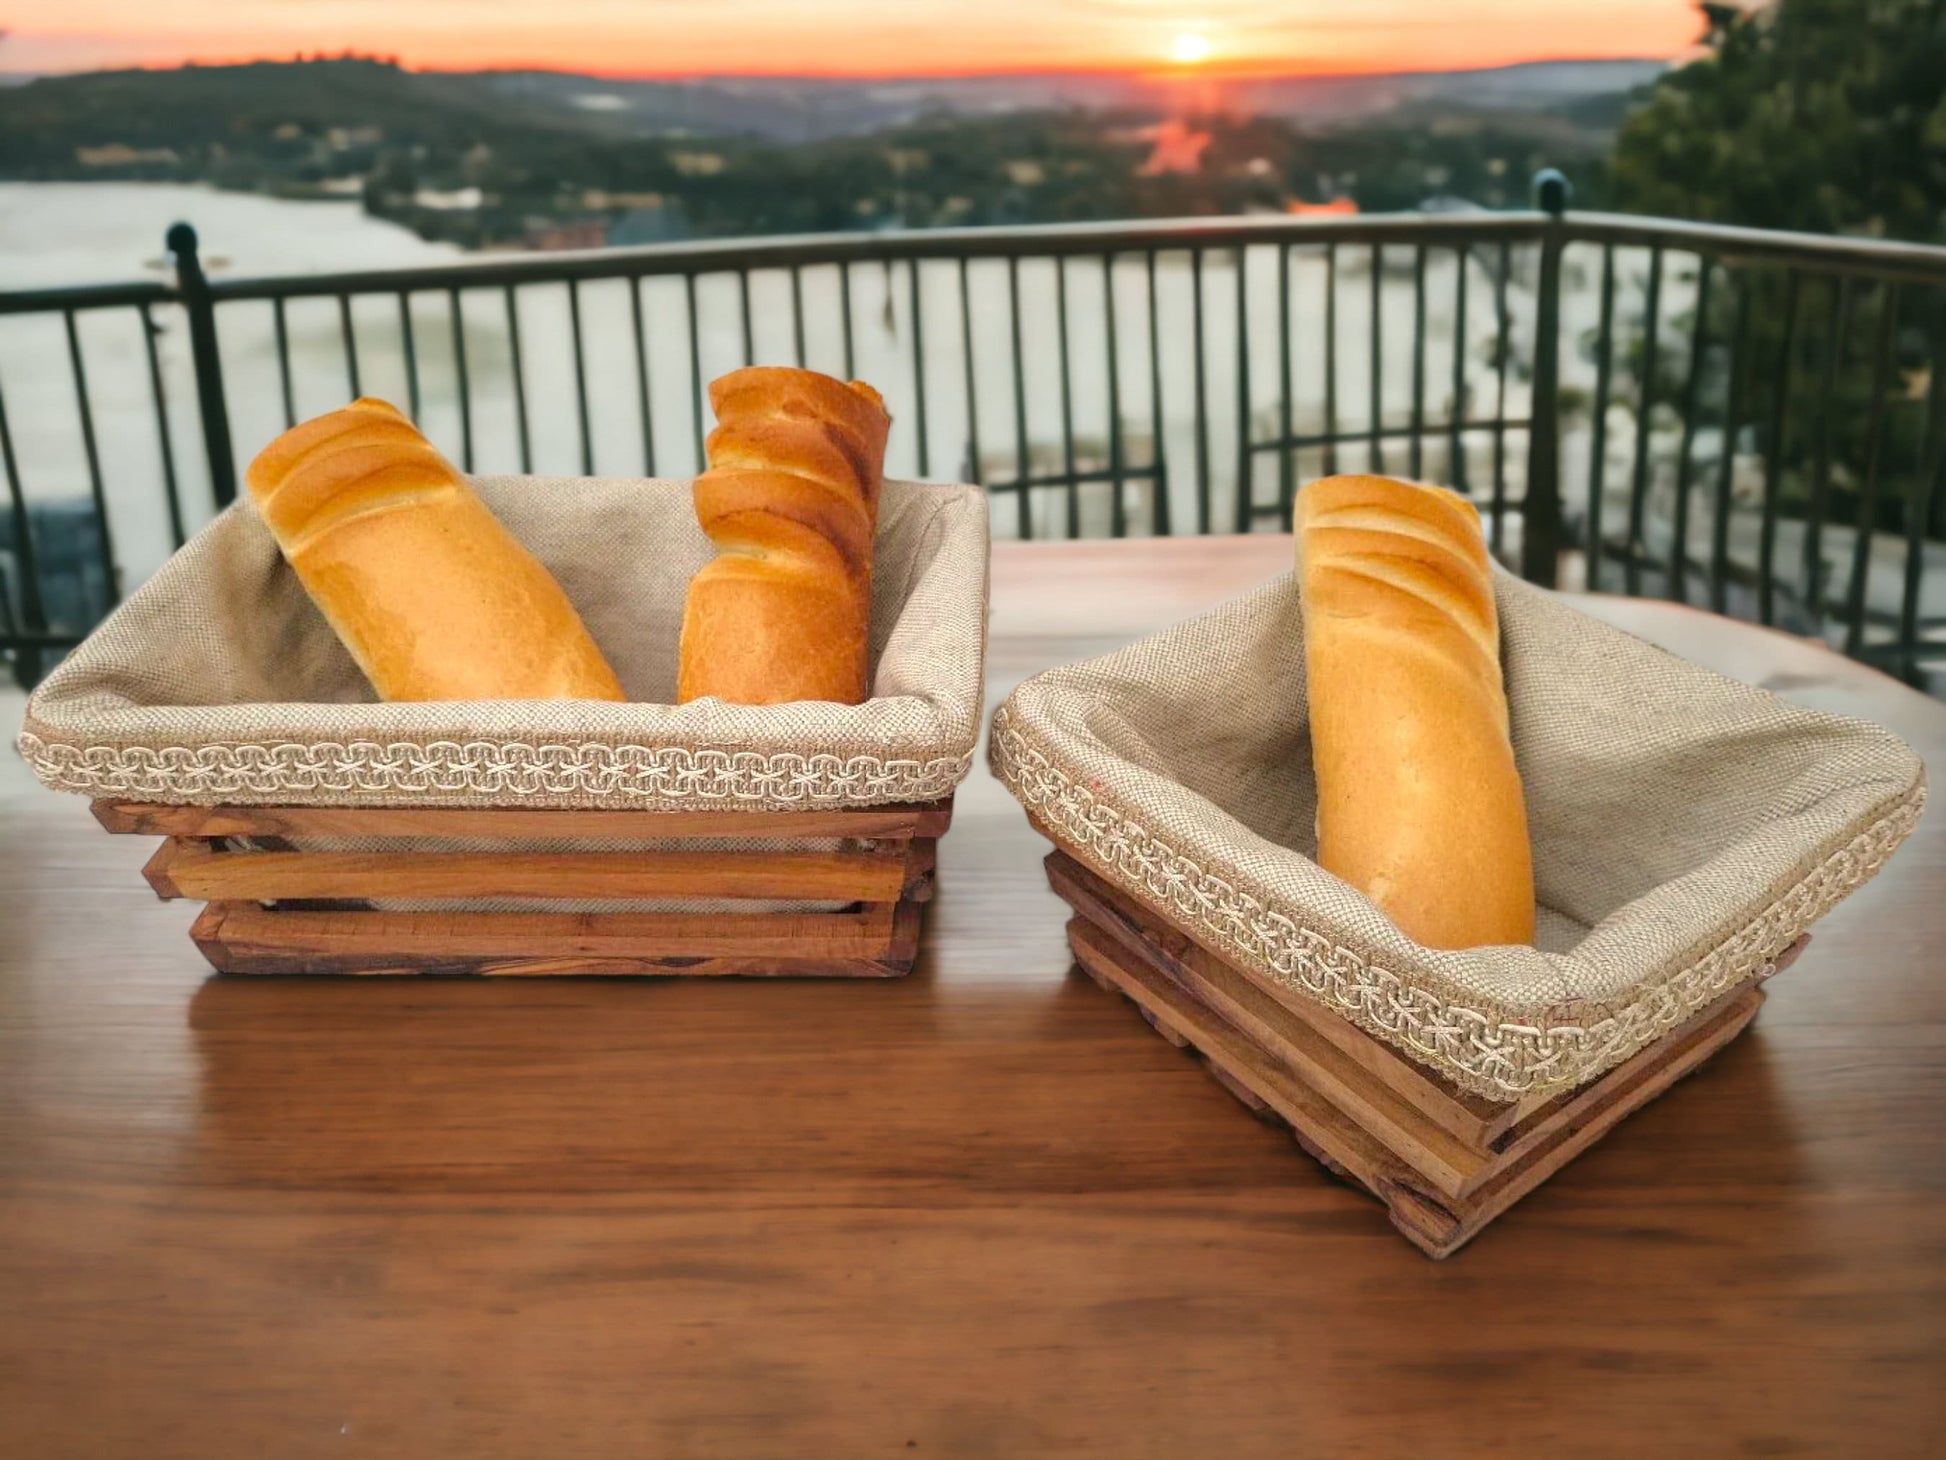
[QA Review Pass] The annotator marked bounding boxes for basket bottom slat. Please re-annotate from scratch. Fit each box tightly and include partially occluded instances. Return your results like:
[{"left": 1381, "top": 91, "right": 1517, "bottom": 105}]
[
  {"left": 191, "top": 901, "right": 919, "bottom": 978},
  {"left": 146, "top": 841, "right": 919, "bottom": 904}
]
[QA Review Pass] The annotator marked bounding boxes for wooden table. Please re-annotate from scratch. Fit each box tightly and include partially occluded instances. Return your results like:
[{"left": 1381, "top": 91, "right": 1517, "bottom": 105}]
[{"left": 4, "top": 535, "right": 1942, "bottom": 1458}]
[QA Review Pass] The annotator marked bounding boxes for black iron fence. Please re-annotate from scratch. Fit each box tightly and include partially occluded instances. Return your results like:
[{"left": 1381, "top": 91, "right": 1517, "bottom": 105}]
[{"left": 4, "top": 173, "right": 1944, "bottom": 690}]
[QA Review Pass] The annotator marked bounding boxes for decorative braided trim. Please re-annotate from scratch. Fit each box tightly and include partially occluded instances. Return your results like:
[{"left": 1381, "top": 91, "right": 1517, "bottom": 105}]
[
  {"left": 990, "top": 704, "right": 1925, "bottom": 1100},
  {"left": 17, "top": 731, "right": 972, "bottom": 809}
]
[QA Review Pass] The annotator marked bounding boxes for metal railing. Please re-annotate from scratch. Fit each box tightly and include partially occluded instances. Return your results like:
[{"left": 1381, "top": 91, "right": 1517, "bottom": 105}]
[{"left": 3, "top": 172, "right": 1944, "bottom": 690}]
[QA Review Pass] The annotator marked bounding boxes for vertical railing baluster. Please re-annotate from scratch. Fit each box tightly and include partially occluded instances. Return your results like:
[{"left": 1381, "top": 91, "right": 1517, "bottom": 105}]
[
  {"left": 1669, "top": 256, "right": 1715, "bottom": 602},
  {"left": 503, "top": 286, "right": 534, "bottom": 474},
  {"left": 1191, "top": 247, "right": 1211, "bottom": 533},
  {"left": 0, "top": 374, "right": 50, "bottom": 664},
  {"left": 62, "top": 310, "right": 118, "bottom": 603},
  {"left": 1519, "top": 167, "right": 1574, "bottom": 584},
  {"left": 447, "top": 286, "right": 473, "bottom": 473},
  {"left": 839, "top": 262, "right": 856, "bottom": 381},
  {"left": 1585, "top": 246, "right": 1617, "bottom": 592},
  {"left": 1522, "top": 220, "right": 1567, "bottom": 587},
  {"left": 167, "top": 223, "right": 236, "bottom": 507},
  {"left": 1369, "top": 240, "right": 1384, "bottom": 473},
  {"left": 1409, "top": 243, "right": 1427, "bottom": 481},
  {"left": 397, "top": 292, "right": 422, "bottom": 421},
  {"left": 629, "top": 276, "right": 656, "bottom": 476},
  {"left": 1709, "top": 272, "right": 1750, "bottom": 614},
  {"left": 272, "top": 296, "right": 296, "bottom": 429},
  {"left": 790, "top": 266, "right": 807, "bottom": 369},
  {"left": 1008, "top": 254, "right": 1031, "bottom": 539},
  {"left": 1234, "top": 244, "right": 1253, "bottom": 533},
  {"left": 568, "top": 279, "right": 593, "bottom": 475},
  {"left": 1103, "top": 254, "right": 1127, "bottom": 538},
  {"left": 1803, "top": 276, "right": 1852, "bottom": 632},
  {"left": 396, "top": 288, "right": 424, "bottom": 420},
  {"left": 1278, "top": 243, "right": 1295, "bottom": 525},
  {"left": 908, "top": 259, "right": 931, "bottom": 480},
  {"left": 1758, "top": 271, "right": 1800, "bottom": 625},
  {"left": 1447, "top": 243, "right": 1467, "bottom": 493},
  {"left": 1899, "top": 341, "right": 1946, "bottom": 682},
  {"left": 958, "top": 257, "right": 982, "bottom": 485},
  {"left": 138, "top": 301, "right": 187, "bottom": 548},
  {"left": 337, "top": 294, "right": 360, "bottom": 400},
  {"left": 1324, "top": 242, "right": 1340, "bottom": 476},
  {"left": 1625, "top": 247, "right": 1664, "bottom": 597},
  {"left": 1843, "top": 282, "right": 1901, "bottom": 656},
  {"left": 737, "top": 268, "right": 754, "bottom": 366},
  {"left": 1490, "top": 240, "right": 1512, "bottom": 551},
  {"left": 685, "top": 272, "right": 705, "bottom": 472},
  {"left": 1055, "top": 257, "right": 1078, "bottom": 536},
  {"left": 1146, "top": 249, "right": 1171, "bottom": 536}
]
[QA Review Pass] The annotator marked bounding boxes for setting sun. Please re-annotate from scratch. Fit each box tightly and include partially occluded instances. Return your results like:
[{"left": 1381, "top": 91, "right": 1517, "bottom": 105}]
[{"left": 1169, "top": 31, "right": 1212, "bottom": 65}]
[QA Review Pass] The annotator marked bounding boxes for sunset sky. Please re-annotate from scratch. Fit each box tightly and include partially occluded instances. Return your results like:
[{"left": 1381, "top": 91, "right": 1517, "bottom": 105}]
[{"left": 3, "top": 1, "right": 1708, "bottom": 77}]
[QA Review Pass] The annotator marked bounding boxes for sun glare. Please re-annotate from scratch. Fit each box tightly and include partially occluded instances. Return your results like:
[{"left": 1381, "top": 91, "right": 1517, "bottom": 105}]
[{"left": 1169, "top": 31, "right": 1212, "bottom": 65}]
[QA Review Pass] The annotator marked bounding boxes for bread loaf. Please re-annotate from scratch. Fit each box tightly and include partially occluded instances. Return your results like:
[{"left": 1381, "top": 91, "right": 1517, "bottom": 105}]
[
  {"left": 244, "top": 398, "right": 626, "bottom": 702},
  {"left": 678, "top": 366, "right": 892, "bottom": 705},
  {"left": 1294, "top": 474, "right": 1534, "bottom": 949}
]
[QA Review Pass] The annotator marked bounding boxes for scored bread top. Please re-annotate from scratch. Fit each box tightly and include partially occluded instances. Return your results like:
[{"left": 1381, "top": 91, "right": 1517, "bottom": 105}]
[
  {"left": 692, "top": 368, "right": 891, "bottom": 579},
  {"left": 1295, "top": 472, "right": 1506, "bottom": 733},
  {"left": 677, "top": 366, "right": 894, "bottom": 706},
  {"left": 240, "top": 396, "right": 626, "bottom": 702},
  {"left": 243, "top": 398, "right": 462, "bottom": 558}
]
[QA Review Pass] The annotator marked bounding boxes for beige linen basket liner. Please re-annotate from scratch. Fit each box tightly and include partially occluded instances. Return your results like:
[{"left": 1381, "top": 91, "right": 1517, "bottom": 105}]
[
  {"left": 20, "top": 475, "right": 989, "bottom": 811},
  {"left": 991, "top": 572, "right": 1925, "bottom": 1101}
]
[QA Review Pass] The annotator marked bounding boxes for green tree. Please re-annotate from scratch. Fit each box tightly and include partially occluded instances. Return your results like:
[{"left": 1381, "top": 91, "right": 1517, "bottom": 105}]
[
  {"left": 1608, "top": 0, "right": 1946, "bottom": 243},
  {"left": 1598, "top": 0, "right": 1946, "bottom": 619}
]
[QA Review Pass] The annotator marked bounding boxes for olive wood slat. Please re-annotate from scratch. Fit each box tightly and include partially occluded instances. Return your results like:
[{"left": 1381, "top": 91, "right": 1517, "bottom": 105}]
[
  {"left": 1067, "top": 913, "right": 1765, "bottom": 1257},
  {"left": 144, "top": 838, "right": 915, "bottom": 904},
  {"left": 189, "top": 902, "right": 913, "bottom": 978},
  {"left": 93, "top": 798, "right": 955, "bottom": 841}
]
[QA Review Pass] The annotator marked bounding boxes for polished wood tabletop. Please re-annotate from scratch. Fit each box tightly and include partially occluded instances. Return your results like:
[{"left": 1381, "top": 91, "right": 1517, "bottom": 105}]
[{"left": 4, "top": 535, "right": 1943, "bottom": 1458}]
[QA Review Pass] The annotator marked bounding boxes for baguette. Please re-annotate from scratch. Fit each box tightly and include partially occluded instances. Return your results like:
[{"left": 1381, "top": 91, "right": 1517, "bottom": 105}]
[
  {"left": 243, "top": 397, "right": 626, "bottom": 702},
  {"left": 1294, "top": 474, "right": 1535, "bottom": 949},
  {"left": 678, "top": 366, "right": 892, "bottom": 705}
]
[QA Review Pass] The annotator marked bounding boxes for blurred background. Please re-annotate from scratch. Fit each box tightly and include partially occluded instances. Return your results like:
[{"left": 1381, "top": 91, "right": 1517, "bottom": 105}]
[{"left": 2, "top": 1, "right": 1943, "bottom": 689}]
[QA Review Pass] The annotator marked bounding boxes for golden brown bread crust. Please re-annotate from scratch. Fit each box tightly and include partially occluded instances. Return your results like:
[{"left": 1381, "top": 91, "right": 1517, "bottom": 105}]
[
  {"left": 244, "top": 398, "right": 627, "bottom": 703},
  {"left": 1295, "top": 474, "right": 1535, "bottom": 949},
  {"left": 678, "top": 367, "right": 892, "bottom": 705}
]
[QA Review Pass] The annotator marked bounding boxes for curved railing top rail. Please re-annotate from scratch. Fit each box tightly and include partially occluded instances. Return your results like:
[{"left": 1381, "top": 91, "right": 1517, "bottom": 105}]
[
  {"left": 7, "top": 208, "right": 1943, "bottom": 314},
  {"left": 0, "top": 278, "right": 175, "bottom": 318},
  {"left": 1561, "top": 211, "right": 1946, "bottom": 283},
  {"left": 195, "top": 210, "right": 1557, "bottom": 301}
]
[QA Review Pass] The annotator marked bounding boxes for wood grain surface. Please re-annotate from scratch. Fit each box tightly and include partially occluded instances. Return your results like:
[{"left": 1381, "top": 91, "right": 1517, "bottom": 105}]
[{"left": 4, "top": 535, "right": 1943, "bottom": 1458}]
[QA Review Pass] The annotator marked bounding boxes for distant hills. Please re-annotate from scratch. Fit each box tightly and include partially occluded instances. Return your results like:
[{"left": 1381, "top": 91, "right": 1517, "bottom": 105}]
[
  {"left": 0, "top": 56, "right": 1665, "bottom": 152},
  {"left": 475, "top": 59, "right": 1666, "bottom": 144},
  {"left": 0, "top": 56, "right": 1653, "bottom": 248}
]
